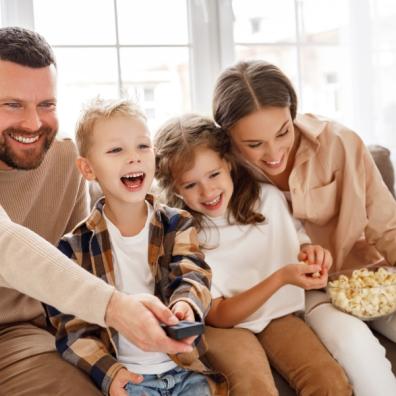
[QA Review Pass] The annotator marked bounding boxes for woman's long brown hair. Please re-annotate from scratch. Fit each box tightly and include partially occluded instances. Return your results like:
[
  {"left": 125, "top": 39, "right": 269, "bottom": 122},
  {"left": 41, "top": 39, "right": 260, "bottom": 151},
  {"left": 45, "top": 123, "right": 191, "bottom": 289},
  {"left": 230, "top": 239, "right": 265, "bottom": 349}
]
[{"left": 213, "top": 60, "right": 298, "bottom": 131}]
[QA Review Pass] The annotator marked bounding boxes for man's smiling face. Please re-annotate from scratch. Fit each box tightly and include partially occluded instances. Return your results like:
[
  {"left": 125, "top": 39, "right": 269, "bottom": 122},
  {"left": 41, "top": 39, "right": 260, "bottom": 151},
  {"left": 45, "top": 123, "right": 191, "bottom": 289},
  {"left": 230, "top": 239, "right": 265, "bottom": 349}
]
[{"left": 0, "top": 60, "right": 58, "bottom": 170}]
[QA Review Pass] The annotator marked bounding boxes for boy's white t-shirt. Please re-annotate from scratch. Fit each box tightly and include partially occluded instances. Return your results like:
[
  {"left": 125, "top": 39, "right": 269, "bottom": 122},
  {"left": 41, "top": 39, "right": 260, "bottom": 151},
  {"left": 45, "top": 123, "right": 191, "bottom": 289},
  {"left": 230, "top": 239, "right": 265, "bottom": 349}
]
[
  {"left": 200, "top": 184, "right": 309, "bottom": 334},
  {"left": 104, "top": 203, "right": 177, "bottom": 375}
]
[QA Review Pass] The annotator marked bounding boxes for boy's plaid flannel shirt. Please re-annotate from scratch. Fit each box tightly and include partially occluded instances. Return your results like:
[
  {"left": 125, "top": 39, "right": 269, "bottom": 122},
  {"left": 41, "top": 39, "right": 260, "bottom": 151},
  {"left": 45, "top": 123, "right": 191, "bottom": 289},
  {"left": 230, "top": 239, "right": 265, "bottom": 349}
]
[{"left": 48, "top": 195, "right": 227, "bottom": 395}]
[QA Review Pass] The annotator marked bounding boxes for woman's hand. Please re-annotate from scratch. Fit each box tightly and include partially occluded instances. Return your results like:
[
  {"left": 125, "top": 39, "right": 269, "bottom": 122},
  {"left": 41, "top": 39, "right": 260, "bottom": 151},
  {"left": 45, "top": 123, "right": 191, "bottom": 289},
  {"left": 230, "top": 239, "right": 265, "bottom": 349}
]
[{"left": 299, "top": 244, "right": 333, "bottom": 273}]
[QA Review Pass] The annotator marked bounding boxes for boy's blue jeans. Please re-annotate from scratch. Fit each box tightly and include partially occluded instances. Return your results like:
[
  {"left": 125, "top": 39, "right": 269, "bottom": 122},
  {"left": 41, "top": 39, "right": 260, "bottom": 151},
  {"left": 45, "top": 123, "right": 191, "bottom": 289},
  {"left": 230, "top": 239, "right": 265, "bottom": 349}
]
[{"left": 124, "top": 366, "right": 211, "bottom": 396}]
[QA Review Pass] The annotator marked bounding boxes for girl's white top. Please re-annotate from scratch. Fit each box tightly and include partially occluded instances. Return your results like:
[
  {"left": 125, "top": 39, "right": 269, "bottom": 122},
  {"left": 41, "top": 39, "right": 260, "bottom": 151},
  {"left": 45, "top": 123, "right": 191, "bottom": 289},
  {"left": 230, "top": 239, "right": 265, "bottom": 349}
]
[{"left": 200, "top": 184, "right": 309, "bottom": 333}]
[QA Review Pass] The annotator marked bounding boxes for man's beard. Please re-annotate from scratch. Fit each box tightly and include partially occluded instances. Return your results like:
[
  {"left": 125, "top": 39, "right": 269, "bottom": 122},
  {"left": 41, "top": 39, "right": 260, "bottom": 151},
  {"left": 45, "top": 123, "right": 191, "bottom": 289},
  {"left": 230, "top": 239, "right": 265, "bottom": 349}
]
[{"left": 0, "top": 126, "right": 57, "bottom": 170}]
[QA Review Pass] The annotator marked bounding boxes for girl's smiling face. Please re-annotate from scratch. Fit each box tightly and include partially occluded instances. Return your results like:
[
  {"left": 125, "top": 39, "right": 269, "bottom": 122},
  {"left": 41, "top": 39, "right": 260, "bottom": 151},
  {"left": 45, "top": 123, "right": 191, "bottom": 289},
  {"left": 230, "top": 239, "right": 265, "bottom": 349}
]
[{"left": 175, "top": 146, "right": 234, "bottom": 218}]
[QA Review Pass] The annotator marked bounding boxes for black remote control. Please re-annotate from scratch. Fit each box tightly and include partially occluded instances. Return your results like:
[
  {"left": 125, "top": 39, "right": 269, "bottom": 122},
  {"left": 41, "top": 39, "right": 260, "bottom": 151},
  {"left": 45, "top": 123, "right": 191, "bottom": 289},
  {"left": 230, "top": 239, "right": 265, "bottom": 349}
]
[{"left": 161, "top": 321, "right": 204, "bottom": 340}]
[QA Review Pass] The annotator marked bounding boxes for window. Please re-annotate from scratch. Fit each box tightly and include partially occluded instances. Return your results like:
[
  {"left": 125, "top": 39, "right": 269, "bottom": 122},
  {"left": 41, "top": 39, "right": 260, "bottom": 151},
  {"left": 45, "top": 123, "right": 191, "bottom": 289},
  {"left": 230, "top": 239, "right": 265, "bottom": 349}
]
[
  {"left": 232, "top": 0, "right": 349, "bottom": 128},
  {"left": 30, "top": 0, "right": 191, "bottom": 136},
  {"left": 1, "top": 0, "right": 396, "bottom": 157},
  {"left": 230, "top": 0, "right": 396, "bottom": 154}
]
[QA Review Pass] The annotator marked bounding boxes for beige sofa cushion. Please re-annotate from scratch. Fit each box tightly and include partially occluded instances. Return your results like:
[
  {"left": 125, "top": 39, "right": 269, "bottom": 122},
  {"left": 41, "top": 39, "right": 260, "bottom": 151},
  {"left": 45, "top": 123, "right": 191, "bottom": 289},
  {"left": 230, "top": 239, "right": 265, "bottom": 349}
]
[{"left": 368, "top": 144, "right": 395, "bottom": 197}]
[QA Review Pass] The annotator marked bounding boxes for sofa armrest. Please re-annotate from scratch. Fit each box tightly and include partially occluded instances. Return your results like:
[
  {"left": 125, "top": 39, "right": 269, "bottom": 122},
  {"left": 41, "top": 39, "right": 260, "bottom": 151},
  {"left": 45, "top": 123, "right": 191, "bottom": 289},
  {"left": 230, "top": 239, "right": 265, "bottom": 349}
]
[{"left": 368, "top": 144, "right": 395, "bottom": 197}]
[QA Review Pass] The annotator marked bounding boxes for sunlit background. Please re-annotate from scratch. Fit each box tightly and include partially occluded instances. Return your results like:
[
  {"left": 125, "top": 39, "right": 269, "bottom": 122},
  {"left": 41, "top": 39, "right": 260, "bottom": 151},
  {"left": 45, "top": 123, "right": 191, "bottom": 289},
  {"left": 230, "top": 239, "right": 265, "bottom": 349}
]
[{"left": 1, "top": 0, "right": 396, "bottom": 162}]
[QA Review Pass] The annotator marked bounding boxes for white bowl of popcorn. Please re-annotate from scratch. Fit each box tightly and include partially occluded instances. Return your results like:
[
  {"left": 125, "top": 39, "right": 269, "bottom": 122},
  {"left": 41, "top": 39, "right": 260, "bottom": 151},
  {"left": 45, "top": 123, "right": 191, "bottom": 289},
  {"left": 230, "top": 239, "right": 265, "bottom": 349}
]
[{"left": 327, "top": 267, "right": 396, "bottom": 320}]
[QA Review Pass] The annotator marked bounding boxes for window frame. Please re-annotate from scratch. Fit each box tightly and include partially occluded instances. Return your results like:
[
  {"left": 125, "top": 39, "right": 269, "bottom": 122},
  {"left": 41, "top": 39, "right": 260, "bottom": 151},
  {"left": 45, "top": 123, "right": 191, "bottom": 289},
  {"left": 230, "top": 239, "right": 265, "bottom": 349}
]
[
  {"left": 0, "top": 0, "right": 379, "bottom": 143},
  {"left": 0, "top": 0, "right": 232, "bottom": 115}
]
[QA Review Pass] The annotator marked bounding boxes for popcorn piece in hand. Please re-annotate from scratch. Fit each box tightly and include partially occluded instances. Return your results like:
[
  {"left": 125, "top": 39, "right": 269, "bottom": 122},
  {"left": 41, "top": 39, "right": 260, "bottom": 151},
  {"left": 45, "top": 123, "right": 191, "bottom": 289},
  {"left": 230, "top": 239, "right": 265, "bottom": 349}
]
[{"left": 301, "top": 260, "right": 321, "bottom": 278}]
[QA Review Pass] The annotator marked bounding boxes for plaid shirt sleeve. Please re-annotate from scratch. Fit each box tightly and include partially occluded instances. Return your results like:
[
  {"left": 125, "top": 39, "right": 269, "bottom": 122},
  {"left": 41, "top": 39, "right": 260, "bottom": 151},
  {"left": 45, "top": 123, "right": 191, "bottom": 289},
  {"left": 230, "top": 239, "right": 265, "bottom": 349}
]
[
  {"left": 47, "top": 236, "right": 124, "bottom": 395},
  {"left": 165, "top": 210, "right": 212, "bottom": 320}
]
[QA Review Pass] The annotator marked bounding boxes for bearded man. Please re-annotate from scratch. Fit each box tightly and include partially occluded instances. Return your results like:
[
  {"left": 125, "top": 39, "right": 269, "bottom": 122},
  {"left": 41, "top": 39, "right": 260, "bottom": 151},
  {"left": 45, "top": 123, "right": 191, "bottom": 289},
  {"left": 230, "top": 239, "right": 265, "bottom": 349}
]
[{"left": 0, "top": 28, "right": 86, "bottom": 244}]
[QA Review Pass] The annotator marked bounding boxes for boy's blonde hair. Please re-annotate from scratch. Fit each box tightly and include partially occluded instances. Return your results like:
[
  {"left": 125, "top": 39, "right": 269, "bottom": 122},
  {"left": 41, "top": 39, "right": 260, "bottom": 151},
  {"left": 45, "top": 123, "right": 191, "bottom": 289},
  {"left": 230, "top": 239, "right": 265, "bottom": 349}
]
[{"left": 75, "top": 97, "right": 146, "bottom": 157}]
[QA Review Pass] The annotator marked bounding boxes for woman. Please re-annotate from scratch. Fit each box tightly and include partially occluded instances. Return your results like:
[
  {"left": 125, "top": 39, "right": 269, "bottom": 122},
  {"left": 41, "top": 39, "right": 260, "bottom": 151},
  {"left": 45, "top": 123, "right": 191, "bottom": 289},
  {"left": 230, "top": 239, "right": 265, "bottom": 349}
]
[{"left": 211, "top": 60, "right": 396, "bottom": 396}]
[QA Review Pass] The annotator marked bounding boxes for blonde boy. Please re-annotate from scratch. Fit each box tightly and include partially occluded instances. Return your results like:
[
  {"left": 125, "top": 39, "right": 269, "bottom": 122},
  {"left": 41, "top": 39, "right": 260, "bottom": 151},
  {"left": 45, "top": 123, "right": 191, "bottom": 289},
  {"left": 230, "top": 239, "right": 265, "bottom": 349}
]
[{"left": 48, "top": 99, "right": 226, "bottom": 396}]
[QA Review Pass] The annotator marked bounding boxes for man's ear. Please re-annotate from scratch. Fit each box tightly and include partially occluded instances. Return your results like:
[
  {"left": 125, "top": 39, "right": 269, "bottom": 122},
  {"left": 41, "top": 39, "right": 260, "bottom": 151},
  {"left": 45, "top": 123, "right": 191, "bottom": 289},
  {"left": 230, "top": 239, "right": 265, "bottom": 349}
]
[{"left": 76, "top": 157, "right": 96, "bottom": 181}]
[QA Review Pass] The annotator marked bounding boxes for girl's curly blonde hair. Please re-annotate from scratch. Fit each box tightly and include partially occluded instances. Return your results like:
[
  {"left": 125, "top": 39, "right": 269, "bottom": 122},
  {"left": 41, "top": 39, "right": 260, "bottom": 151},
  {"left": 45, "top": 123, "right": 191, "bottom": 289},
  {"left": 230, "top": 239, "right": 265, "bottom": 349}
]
[{"left": 154, "top": 113, "right": 264, "bottom": 231}]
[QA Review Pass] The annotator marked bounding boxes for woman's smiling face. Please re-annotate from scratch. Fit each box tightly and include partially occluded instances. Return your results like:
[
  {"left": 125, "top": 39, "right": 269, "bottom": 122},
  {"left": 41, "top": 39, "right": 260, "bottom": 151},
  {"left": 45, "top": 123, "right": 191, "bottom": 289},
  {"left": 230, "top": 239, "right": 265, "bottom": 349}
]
[{"left": 229, "top": 106, "right": 295, "bottom": 177}]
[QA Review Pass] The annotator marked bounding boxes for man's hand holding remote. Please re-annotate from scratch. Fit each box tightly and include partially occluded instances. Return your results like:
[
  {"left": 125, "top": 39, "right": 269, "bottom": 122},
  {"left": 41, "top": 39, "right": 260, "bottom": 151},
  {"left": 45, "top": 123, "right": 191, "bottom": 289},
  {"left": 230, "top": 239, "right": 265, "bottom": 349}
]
[{"left": 105, "top": 292, "right": 195, "bottom": 354}]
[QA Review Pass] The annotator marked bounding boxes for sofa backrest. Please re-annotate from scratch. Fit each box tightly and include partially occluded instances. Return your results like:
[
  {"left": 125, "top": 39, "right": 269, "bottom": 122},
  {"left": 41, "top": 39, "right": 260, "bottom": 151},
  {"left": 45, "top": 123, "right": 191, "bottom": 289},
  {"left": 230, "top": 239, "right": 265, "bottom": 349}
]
[{"left": 368, "top": 145, "right": 395, "bottom": 198}]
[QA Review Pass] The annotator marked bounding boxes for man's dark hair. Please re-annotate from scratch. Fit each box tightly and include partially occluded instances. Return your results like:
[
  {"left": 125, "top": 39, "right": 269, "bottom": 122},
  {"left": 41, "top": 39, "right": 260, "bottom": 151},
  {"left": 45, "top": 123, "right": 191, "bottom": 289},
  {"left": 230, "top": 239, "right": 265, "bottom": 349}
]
[{"left": 0, "top": 26, "right": 55, "bottom": 68}]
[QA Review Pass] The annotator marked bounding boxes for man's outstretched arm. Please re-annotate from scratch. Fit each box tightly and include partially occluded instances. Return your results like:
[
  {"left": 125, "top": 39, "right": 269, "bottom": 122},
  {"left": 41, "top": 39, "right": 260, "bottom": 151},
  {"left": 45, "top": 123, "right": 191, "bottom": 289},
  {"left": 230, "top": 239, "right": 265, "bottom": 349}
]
[{"left": 0, "top": 206, "right": 192, "bottom": 354}]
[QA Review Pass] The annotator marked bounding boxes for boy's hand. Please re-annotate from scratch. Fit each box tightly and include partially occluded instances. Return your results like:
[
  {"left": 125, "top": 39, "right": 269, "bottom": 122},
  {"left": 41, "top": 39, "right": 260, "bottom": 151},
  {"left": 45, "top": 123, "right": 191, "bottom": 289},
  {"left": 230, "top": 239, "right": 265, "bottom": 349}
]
[
  {"left": 109, "top": 368, "right": 143, "bottom": 396},
  {"left": 170, "top": 301, "right": 197, "bottom": 345},
  {"left": 280, "top": 263, "right": 328, "bottom": 290},
  {"left": 299, "top": 244, "right": 333, "bottom": 274},
  {"left": 171, "top": 300, "right": 195, "bottom": 321}
]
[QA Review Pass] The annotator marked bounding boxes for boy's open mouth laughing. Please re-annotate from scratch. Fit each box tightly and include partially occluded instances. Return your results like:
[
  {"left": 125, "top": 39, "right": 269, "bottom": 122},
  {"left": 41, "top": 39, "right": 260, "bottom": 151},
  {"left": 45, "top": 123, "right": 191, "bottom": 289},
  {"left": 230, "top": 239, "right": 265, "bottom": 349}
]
[{"left": 120, "top": 171, "right": 146, "bottom": 191}]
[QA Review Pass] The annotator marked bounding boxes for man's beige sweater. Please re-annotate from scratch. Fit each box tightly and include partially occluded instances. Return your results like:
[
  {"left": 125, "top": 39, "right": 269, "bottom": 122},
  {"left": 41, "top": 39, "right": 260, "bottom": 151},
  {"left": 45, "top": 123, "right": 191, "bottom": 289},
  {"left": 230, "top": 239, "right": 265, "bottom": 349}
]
[
  {"left": 0, "top": 139, "right": 112, "bottom": 328},
  {"left": 0, "top": 205, "right": 113, "bottom": 326}
]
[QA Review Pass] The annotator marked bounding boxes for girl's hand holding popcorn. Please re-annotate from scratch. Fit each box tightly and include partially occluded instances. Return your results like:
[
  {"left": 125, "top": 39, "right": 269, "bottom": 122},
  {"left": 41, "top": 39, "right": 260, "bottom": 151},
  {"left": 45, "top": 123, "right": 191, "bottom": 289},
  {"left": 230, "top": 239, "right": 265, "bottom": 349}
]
[
  {"left": 299, "top": 244, "right": 332, "bottom": 278},
  {"left": 280, "top": 262, "right": 328, "bottom": 290}
]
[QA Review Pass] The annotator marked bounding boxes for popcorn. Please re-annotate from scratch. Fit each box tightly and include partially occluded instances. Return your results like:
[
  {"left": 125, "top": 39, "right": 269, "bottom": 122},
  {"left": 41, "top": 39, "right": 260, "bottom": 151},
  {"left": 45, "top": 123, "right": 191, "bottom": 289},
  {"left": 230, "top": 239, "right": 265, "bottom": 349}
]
[
  {"left": 301, "top": 260, "right": 321, "bottom": 278},
  {"left": 327, "top": 267, "right": 396, "bottom": 320}
]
